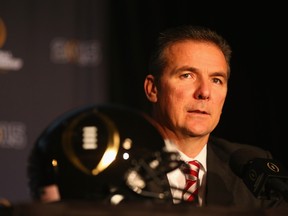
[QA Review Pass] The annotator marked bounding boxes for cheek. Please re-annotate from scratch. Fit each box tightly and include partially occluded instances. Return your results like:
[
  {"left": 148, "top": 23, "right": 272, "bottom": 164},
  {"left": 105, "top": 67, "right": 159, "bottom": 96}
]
[
  {"left": 169, "top": 82, "right": 187, "bottom": 95},
  {"left": 213, "top": 93, "right": 227, "bottom": 113},
  {"left": 218, "top": 96, "right": 226, "bottom": 106},
  {"left": 219, "top": 91, "right": 227, "bottom": 105},
  {"left": 159, "top": 79, "right": 191, "bottom": 104},
  {"left": 164, "top": 85, "right": 187, "bottom": 103}
]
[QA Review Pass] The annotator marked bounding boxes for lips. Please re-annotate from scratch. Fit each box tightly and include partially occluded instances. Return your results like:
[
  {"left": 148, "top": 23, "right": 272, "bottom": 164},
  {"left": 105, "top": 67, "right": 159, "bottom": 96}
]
[{"left": 188, "top": 110, "right": 208, "bottom": 115}]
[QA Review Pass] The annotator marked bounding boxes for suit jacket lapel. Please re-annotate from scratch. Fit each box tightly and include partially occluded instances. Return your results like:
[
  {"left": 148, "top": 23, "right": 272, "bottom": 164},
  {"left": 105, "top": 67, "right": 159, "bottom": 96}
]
[{"left": 205, "top": 143, "right": 235, "bottom": 206}]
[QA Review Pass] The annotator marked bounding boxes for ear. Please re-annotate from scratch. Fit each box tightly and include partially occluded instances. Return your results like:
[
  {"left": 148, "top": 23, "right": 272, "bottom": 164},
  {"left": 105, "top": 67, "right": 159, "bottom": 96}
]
[{"left": 144, "top": 75, "right": 158, "bottom": 102}]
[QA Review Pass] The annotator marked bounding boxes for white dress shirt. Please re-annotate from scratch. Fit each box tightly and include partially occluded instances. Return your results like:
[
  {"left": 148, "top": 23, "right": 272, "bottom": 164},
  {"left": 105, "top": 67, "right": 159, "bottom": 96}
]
[{"left": 164, "top": 139, "right": 207, "bottom": 206}]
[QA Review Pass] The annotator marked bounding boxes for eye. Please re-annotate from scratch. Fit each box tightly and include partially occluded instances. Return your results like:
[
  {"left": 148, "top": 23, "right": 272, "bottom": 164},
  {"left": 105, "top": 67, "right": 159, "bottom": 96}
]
[
  {"left": 212, "top": 77, "right": 223, "bottom": 85},
  {"left": 180, "top": 73, "right": 192, "bottom": 79}
]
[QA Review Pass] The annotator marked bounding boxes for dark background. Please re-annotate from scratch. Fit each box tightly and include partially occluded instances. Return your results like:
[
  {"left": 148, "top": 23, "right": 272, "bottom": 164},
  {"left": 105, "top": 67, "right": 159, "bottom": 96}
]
[{"left": 0, "top": 0, "right": 287, "bottom": 203}]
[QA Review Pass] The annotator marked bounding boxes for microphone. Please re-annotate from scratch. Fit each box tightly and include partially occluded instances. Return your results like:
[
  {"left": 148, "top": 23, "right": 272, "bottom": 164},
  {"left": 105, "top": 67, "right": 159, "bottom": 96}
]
[
  {"left": 124, "top": 150, "right": 183, "bottom": 201},
  {"left": 229, "top": 148, "right": 288, "bottom": 201}
]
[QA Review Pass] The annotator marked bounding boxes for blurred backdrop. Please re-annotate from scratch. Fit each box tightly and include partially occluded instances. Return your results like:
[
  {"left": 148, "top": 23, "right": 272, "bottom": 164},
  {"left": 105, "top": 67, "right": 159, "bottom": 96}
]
[{"left": 0, "top": 0, "right": 287, "bottom": 203}]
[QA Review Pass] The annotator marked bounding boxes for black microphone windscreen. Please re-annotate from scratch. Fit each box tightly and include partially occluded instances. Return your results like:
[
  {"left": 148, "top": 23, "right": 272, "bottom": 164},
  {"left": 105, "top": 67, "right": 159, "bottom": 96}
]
[
  {"left": 229, "top": 148, "right": 264, "bottom": 177},
  {"left": 230, "top": 148, "right": 288, "bottom": 200}
]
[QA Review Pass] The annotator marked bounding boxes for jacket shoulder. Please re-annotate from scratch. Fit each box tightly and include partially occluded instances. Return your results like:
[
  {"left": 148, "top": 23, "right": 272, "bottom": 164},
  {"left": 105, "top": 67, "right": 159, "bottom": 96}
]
[{"left": 208, "top": 136, "right": 272, "bottom": 159}]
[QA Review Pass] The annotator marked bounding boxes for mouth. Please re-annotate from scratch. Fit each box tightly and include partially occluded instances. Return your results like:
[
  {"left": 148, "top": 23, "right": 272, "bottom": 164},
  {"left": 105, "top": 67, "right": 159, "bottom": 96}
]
[{"left": 188, "top": 110, "right": 209, "bottom": 115}]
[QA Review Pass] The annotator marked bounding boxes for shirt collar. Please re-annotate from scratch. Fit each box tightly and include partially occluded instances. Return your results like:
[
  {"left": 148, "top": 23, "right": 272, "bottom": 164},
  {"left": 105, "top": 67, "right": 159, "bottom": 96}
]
[{"left": 164, "top": 139, "right": 207, "bottom": 172}]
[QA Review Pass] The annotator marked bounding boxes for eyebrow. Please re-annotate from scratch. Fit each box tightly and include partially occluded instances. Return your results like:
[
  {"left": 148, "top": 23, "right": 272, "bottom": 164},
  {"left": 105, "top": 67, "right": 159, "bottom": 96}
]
[
  {"left": 210, "top": 71, "right": 228, "bottom": 81},
  {"left": 172, "top": 66, "right": 197, "bottom": 74},
  {"left": 174, "top": 66, "right": 228, "bottom": 80}
]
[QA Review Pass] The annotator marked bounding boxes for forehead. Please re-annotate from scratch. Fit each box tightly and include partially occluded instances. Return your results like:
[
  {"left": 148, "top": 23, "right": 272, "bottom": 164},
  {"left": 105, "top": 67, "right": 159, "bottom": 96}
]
[
  {"left": 166, "top": 40, "right": 224, "bottom": 59},
  {"left": 164, "top": 40, "right": 228, "bottom": 72}
]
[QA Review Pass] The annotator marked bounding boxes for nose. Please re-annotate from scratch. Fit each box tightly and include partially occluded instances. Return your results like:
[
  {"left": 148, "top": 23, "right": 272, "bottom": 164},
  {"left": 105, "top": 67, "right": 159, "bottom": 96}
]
[{"left": 194, "top": 79, "right": 210, "bottom": 100}]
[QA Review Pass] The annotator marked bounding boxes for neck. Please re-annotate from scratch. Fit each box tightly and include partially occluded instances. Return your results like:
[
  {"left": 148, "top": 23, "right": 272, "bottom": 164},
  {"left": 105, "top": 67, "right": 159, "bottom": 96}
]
[
  {"left": 152, "top": 121, "right": 209, "bottom": 158},
  {"left": 174, "top": 136, "right": 208, "bottom": 158}
]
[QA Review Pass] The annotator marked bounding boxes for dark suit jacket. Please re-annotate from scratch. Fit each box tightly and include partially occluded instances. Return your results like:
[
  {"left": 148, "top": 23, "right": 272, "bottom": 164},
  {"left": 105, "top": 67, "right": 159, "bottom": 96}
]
[{"left": 205, "top": 136, "right": 288, "bottom": 208}]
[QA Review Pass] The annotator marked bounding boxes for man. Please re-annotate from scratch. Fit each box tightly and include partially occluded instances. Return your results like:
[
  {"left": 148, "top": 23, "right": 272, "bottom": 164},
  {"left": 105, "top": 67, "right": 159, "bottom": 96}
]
[{"left": 143, "top": 25, "right": 287, "bottom": 208}]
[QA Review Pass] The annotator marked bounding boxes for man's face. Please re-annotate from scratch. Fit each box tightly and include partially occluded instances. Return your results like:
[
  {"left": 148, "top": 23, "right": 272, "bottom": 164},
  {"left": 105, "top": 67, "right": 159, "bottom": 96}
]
[{"left": 153, "top": 40, "right": 228, "bottom": 138}]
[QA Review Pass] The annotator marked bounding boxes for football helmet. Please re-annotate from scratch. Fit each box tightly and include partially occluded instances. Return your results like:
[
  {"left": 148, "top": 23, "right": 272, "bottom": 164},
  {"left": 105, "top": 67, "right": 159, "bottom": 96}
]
[{"left": 27, "top": 104, "right": 181, "bottom": 204}]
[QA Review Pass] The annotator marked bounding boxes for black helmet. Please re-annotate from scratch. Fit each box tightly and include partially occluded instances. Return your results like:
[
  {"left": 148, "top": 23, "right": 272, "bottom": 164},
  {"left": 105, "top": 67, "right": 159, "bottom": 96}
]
[{"left": 27, "top": 104, "right": 181, "bottom": 204}]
